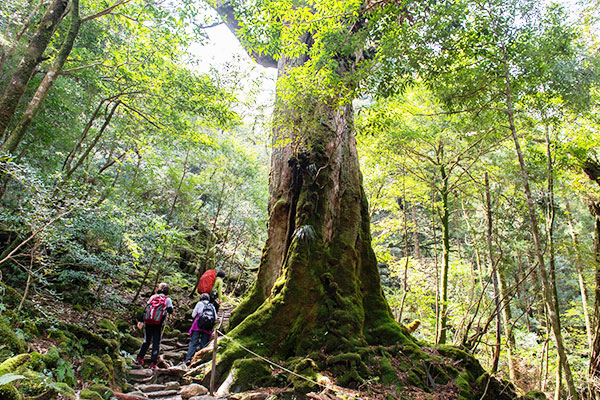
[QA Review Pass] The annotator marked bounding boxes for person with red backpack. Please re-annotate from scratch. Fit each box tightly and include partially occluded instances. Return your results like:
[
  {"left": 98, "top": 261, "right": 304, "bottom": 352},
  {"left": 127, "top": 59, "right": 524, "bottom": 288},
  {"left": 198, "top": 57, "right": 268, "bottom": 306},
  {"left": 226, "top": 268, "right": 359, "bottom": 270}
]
[
  {"left": 136, "top": 282, "right": 173, "bottom": 369},
  {"left": 185, "top": 292, "right": 217, "bottom": 366}
]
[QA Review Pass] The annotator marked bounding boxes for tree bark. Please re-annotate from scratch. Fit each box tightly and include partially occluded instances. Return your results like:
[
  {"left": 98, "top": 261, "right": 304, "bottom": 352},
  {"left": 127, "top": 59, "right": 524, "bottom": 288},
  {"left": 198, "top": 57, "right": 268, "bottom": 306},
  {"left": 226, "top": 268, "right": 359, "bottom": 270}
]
[
  {"left": 209, "top": 41, "right": 412, "bottom": 385},
  {"left": 2, "top": 0, "right": 80, "bottom": 154},
  {"left": 437, "top": 149, "right": 451, "bottom": 345},
  {"left": 0, "top": 0, "right": 68, "bottom": 139}
]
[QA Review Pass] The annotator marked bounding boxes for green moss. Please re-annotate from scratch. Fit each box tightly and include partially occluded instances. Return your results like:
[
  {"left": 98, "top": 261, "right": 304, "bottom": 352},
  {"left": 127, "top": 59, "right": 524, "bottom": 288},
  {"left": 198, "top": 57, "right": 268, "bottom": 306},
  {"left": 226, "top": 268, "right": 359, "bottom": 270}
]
[
  {"left": 42, "top": 347, "right": 60, "bottom": 369},
  {"left": 232, "top": 358, "right": 273, "bottom": 391},
  {"left": 326, "top": 352, "right": 368, "bottom": 386},
  {"left": 0, "top": 383, "right": 21, "bottom": 400},
  {"left": 455, "top": 372, "right": 473, "bottom": 399},
  {"left": 87, "top": 383, "right": 113, "bottom": 399},
  {"left": 406, "top": 369, "right": 425, "bottom": 388},
  {"left": 18, "top": 369, "right": 46, "bottom": 397},
  {"left": 290, "top": 358, "right": 319, "bottom": 393},
  {"left": 80, "top": 388, "right": 104, "bottom": 400},
  {"left": 0, "top": 318, "right": 27, "bottom": 358},
  {"left": 59, "top": 323, "right": 119, "bottom": 358},
  {"left": 437, "top": 345, "right": 484, "bottom": 380},
  {"left": 28, "top": 352, "right": 44, "bottom": 372},
  {"left": 0, "top": 354, "right": 30, "bottom": 375},
  {"left": 119, "top": 333, "right": 142, "bottom": 354},
  {"left": 523, "top": 390, "right": 547, "bottom": 400},
  {"left": 53, "top": 382, "right": 76, "bottom": 399},
  {"left": 378, "top": 357, "right": 397, "bottom": 385},
  {"left": 80, "top": 355, "right": 111, "bottom": 384},
  {"left": 97, "top": 319, "right": 118, "bottom": 334},
  {"left": 114, "top": 318, "right": 130, "bottom": 332}
]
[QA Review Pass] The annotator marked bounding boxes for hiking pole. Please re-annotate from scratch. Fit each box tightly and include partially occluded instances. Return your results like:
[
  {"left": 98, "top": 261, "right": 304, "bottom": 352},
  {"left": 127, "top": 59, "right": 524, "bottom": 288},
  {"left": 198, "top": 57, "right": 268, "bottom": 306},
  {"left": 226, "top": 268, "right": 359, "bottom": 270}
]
[{"left": 209, "top": 311, "right": 225, "bottom": 395}]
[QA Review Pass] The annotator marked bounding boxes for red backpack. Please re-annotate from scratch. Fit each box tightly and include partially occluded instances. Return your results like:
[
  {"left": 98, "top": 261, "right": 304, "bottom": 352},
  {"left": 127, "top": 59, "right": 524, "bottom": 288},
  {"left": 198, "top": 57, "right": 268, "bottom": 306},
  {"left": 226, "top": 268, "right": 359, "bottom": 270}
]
[
  {"left": 143, "top": 294, "right": 168, "bottom": 325},
  {"left": 197, "top": 269, "right": 216, "bottom": 294}
]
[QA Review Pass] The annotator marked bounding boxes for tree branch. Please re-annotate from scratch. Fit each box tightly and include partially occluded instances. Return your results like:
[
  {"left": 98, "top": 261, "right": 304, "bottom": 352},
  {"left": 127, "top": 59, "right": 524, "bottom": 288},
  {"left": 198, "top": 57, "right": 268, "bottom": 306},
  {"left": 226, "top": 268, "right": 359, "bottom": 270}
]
[{"left": 213, "top": 0, "right": 277, "bottom": 68}]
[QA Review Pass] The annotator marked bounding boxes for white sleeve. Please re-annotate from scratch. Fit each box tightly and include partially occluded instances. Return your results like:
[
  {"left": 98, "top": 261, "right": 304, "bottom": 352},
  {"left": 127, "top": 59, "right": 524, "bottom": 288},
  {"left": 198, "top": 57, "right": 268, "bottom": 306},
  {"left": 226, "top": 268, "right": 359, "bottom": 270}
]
[{"left": 192, "top": 302, "right": 205, "bottom": 318}]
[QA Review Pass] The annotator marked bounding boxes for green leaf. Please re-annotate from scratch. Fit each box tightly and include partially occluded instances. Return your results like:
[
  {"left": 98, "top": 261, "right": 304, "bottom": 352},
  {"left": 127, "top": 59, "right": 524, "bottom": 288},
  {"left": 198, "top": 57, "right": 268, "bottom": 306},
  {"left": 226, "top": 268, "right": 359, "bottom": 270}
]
[{"left": 0, "top": 373, "right": 27, "bottom": 386}]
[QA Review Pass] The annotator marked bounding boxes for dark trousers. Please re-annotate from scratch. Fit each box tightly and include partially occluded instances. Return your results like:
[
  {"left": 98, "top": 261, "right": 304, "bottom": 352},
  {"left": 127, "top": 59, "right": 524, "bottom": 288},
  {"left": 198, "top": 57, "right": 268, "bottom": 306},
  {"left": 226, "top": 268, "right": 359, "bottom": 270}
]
[
  {"left": 186, "top": 330, "right": 211, "bottom": 363},
  {"left": 137, "top": 324, "right": 162, "bottom": 364}
]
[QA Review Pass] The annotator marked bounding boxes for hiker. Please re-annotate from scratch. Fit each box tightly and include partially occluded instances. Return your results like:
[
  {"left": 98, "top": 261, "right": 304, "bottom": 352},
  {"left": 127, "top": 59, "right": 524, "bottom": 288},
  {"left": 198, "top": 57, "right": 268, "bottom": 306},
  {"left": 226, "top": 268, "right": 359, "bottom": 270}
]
[
  {"left": 185, "top": 292, "right": 217, "bottom": 366},
  {"left": 136, "top": 282, "right": 173, "bottom": 369},
  {"left": 212, "top": 270, "right": 226, "bottom": 303},
  {"left": 197, "top": 269, "right": 226, "bottom": 309}
]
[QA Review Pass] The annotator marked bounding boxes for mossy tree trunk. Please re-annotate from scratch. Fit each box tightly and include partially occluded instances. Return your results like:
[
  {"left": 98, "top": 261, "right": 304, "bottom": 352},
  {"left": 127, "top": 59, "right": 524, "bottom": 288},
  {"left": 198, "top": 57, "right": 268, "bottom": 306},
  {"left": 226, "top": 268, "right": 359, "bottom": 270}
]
[
  {"left": 212, "top": 41, "right": 409, "bottom": 385},
  {"left": 436, "top": 151, "right": 451, "bottom": 345}
]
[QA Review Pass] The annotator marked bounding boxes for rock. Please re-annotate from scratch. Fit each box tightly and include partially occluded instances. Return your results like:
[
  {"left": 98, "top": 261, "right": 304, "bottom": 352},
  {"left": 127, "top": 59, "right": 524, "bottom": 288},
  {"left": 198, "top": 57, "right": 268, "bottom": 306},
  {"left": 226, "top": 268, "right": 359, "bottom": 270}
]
[
  {"left": 114, "top": 392, "right": 150, "bottom": 400},
  {"left": 137, "top": 384, "right": 166, "bottom": 393},
  {"left": 181, "top": 383, "right": 209, "bottom": 398},
  {"left": 129, "top": 368, "right": 155, "bottom": 379},
  {"left": 163, "top": 351, "right": 185, "bottom": 361},
  {"left": 146, "top": 389, "right": 179, "bottom": 398},
  {"left": 165, "top": 382, "right": 181, "bottom": 391}
]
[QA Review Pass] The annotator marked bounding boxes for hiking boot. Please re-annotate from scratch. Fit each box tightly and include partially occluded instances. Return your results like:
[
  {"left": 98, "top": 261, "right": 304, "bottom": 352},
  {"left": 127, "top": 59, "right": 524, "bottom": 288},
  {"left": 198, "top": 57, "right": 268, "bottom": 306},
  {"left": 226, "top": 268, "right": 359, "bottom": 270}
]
[{"left": 135, "top": 357, "right": 144, "bottom": 366}]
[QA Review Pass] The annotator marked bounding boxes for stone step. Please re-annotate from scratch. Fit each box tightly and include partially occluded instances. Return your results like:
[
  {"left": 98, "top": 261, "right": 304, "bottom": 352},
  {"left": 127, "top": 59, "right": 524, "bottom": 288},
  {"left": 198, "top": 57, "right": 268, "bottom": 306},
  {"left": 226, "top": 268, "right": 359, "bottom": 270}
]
[
  {"left": 136, "top": 384, "right": 166, "bottom": 393},
  {"left": 129, "top": 369, "right": 155, "bottom": 379},
  {"left": 146, "top": 389, "right": 179, "bottom": 398},
  {"left": 163, "top": 351, "right": 185, "bottom": 361}
]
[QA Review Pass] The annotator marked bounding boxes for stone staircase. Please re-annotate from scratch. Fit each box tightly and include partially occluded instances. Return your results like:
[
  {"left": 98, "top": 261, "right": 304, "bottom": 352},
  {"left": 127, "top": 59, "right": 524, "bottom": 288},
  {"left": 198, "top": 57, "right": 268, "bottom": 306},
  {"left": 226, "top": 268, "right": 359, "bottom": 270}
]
[{"left": 114, "top": 305, "right": 234, "bottom": 400}]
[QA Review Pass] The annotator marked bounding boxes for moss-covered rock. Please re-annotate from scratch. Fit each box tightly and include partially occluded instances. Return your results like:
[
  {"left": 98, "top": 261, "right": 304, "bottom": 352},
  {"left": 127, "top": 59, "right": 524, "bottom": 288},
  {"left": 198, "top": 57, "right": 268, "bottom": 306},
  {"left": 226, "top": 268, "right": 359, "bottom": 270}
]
[
  {"left": 87, "top": 384, "right": 113, "bottom": 399},
  {"left": 231, "top": 358, "right": 273, "bottom": 392},
  {"left": 114, "top": 318, "right": 131, "bottom": 333},
  {"left": 80, "top": 355, "right": 111, "bottom": 384},
  {"left": 80, "top": 388, "right": 104, "bottom": 400},
  {"left": 28, "top": 352, "right": 44, "bottom": 372},
  {"left": 0, "top": 318, "right": 27, "bottom": 360},
  {"left": 42, "top": 347, "right": 60, "bottom": 369},
  {"left": 437, "top": 345, "right": 485, "bottom": 380},
  {"left": 119, "top": 333, "right": 142, "bottom": 354},
  {"left": 59, "top": 323, "right": 119, "bottom": 358},
  {"left": 53, "top": 382, "right": 76, "bottom": 399},
  {"left": 18, "top": 369, "right": 47, "bottom": 397},
  {"left": 97, "top": 319, "right": 118, "bottom": 336},
  {"left": 290, "top": 358, "right": 319, "bottom": 393},
  {"left": 0, "top": 383, "right": 21, "bottom": 400},
  {"left": 0, "top": 354, "right": 30, "bottom": 375}
]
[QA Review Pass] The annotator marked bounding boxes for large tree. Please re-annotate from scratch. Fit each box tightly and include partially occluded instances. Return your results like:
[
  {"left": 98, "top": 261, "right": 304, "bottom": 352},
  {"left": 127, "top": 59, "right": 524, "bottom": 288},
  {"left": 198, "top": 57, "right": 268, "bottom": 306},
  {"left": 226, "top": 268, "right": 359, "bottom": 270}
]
[{"left": 197, "top": 0, "right": 517, "bottom": 396}]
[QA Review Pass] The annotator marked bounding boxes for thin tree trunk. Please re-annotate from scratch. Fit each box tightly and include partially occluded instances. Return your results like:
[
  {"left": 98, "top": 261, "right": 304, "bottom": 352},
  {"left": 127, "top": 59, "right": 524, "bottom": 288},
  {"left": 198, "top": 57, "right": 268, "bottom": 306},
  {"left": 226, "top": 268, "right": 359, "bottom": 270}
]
[
  {"left": 64, "top": 101, "right": 119, "bottom": 179},
  {"left": 413, "top": 204, "right": 420, "bottom": 259},
  {"left": 501, "top": 45, "right": 577, "bottom": 398},
  {"left": 2, "top": 0, "right": 80, "bottom": 154},
  {"left": 498, "top": 258, "right": 517, "bottom": 382},
  {"left": 545, "top": 126, "right": 564, "bottom": 400},
  {"left": 484, "top": 172, "right": 501, "bottom": 374},
  {"left": 398, "top": 166, "right": 410, "bottom": 322},
  {"left": 437, "top": 154, "right": 451, "bottom": 345},
  {"left": 0, "top": 0, "right": 68, "bottom": 139}
]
